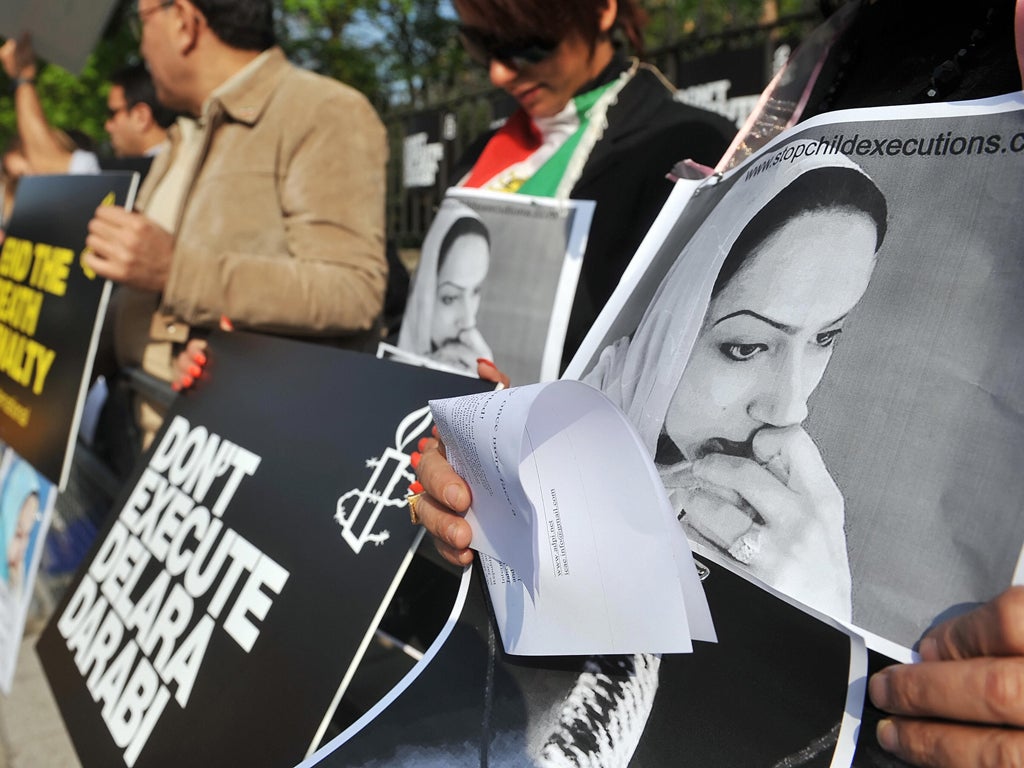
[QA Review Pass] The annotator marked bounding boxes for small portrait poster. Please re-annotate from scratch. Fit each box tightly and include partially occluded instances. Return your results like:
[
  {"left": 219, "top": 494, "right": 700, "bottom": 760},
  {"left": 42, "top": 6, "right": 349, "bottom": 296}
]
[
  {"left": 396, "top": 189, "right": 594, "bottom": 385},
  {"left": 37, "top": 331, "right": 491, "bottom": 768},
  {"left": 0, "top": 445, "right": 55, "bottom": 693},
  {"left": 566, "top": 93, "right": 1024, "bottom": 658},
  {"left": 0, "top": 172, "right": 139, "bottom": 489}
]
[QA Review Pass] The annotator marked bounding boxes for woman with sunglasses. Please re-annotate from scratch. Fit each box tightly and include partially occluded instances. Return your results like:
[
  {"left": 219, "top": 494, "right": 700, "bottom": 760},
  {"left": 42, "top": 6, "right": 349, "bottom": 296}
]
[{"left": 450, "top": 0, "right": 735, "bottom": 370}]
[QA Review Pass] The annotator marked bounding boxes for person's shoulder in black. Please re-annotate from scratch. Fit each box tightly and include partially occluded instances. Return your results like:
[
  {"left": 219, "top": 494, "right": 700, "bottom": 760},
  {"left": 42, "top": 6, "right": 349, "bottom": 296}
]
[{"left": 581, "top": 62, "right": 735, "bottom": 181}]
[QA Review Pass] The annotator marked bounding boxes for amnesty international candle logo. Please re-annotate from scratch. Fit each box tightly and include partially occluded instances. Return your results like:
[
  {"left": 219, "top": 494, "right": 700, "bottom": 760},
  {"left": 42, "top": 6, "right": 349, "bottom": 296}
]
[
  {"left": 0, "top": 173, "right": 140, "bottom": 488},
  {"left": 334, "top": 405, "right": 432, "bottom": 554},
  {"left": 54, "top": 416, "right": 287, "bottom": 767}
]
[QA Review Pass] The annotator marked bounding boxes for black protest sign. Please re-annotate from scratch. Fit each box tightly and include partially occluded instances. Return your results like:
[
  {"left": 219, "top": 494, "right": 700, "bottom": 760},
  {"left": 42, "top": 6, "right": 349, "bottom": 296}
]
[
  {"left": 674, "top": 42, "right": 774, "bottom": 128},
  {"left": 306, "top": 555, "right": 862, "bottom": 767},
  {"left": 0, "top": 172, "right": 139, "bottom": 488},
  {"left": 37, "top": 331, "right": 491, "bottom": 768}
]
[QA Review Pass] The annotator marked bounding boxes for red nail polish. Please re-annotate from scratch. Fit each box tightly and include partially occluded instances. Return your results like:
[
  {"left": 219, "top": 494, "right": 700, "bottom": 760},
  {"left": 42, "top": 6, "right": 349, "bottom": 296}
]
[
  {"left": 181, "top": 374, "right": 194, "bottom": 389},
  {"left": 188, "top": 364, "right": 202, "bottom": 378},
  {"left": 410, "top": 451, "right": 421, "bottom": 469},
  {"left": 171, "top": 381, "right": 181, "bottom": 392},
  {"left": 193, "top": 351, "right": 207, "bottom": 366},
  {"left": 409, "top": 481, "right": 424, "bottom": 494},
  {"left": 220, "top": 315, "right": 234, "bottom": 331},
  {"left": 417, "top": 437, "right": 429, "bottom": 452},
  {"left": 477, "top": 358, "right": 495, "bottom": 367}
]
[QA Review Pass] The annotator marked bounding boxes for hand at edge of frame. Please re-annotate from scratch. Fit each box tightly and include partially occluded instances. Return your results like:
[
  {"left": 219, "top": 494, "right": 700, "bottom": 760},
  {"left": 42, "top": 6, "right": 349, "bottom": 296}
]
[{"left": 869, "top": 586, "right": 1024, "bottom": 767}]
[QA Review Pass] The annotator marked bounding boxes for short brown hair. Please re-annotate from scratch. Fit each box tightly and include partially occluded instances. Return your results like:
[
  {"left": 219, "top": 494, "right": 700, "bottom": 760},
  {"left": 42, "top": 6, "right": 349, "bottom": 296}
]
[{"left": 456, "top": 0, "right": 648, "bottom": 57}]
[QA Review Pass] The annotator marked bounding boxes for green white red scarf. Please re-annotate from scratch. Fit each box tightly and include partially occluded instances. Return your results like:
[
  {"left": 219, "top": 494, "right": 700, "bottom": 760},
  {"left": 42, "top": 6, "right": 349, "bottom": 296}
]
[{"left": 461, "top": 65, "right": 633, "bottom": 198}]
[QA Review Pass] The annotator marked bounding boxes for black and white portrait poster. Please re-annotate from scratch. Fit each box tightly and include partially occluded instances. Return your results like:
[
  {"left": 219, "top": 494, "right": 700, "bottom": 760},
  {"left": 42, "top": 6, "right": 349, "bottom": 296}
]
[
  {"left": 0, "top": 444, "right": 55, "bottom": 693},
  {"left": 36, "top": 331, "right": 491, "bottom": 768},
  {"left": 0, "top": 172, "right": 139, "bottom": 489},
  {"left": 300, "top": 553, "right": 865, "bottom": 767},
  {"left": 396, "top": 189, "right": 594, "bottom": 384},
  {"left": 566, "top": 93, "right": 1024, "bottom": 659}
]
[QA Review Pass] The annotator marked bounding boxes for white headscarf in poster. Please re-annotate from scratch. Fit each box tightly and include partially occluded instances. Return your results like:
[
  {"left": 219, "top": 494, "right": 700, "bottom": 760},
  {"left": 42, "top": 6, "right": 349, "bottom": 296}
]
[
  {"left": 397, "top": 198, "right": 492, "bottom": 372},
  {"left": 584, "top": 139, "right": 886, "bottom": 621},
  {"left": 586, "top": 139, "right": 877, "bottom": 454}
]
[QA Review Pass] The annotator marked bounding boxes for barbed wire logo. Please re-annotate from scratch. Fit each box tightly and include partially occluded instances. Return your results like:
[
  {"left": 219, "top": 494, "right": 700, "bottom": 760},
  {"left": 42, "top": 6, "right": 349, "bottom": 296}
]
[{"left": 334, "top": 405, "right": 433, "bottom": 554}]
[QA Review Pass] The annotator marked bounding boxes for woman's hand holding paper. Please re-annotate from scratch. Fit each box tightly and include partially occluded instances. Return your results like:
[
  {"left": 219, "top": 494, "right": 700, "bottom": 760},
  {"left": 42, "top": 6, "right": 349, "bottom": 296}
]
[
  {"left": 413, "top": 358, "right": 507, "bottom": 566},
  {"left": 414, "top": 432, "right": 475, "bottom": 567}
]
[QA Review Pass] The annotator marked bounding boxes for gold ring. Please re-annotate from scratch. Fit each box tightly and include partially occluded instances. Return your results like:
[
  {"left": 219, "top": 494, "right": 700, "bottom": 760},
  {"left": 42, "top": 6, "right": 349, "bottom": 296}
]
[{"left": 407, "top": 492, "right": 424, "bottom": 525}]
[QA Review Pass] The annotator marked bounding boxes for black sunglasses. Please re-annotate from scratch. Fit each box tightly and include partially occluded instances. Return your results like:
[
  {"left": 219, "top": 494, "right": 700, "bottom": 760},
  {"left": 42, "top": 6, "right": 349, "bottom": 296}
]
[{"left": 457, "top": 25, "right": 559, "bottom": 70}]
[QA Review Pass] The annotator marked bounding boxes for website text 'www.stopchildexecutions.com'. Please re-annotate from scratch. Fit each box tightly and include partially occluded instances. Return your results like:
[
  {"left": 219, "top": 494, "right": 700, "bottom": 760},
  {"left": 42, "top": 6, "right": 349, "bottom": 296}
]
[{"left": 744, "top": 129, "right": 1024, "bottom": 180}]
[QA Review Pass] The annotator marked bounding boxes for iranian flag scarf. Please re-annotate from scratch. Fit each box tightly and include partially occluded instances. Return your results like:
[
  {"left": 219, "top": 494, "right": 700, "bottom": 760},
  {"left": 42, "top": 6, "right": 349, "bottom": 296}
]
[{"left": 461, "top": 65, "right": 633, "bottom": 198}]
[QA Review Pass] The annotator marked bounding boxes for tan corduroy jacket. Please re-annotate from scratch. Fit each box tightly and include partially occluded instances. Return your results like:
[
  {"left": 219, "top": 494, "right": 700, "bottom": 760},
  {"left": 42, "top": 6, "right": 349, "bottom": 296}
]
[{"left": 112, "top": 47, "right": 388, "bottom": 446}]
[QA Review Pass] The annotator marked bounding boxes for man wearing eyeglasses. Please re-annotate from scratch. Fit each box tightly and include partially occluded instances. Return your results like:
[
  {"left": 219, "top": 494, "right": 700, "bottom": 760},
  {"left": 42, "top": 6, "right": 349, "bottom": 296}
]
[
  {"left": 104, "top": 63, "right": 177, "bottom": 164},
  {"left": 82, "top": 0, "right": 387, "bottom": 450}
]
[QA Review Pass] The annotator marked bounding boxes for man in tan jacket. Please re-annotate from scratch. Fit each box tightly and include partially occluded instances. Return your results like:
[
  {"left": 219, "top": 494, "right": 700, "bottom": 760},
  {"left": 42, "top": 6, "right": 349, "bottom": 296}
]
[{"left": 83, "top": 0, "right": 388, "bottom": 450}]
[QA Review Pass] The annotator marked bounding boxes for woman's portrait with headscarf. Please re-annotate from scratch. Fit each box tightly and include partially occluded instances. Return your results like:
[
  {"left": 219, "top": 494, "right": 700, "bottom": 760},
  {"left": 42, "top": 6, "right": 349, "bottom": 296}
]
[
  {"left": 0, "top": 451, "right": 52, "bottom": 693},
  {"left": 588, "top": 140, "right": 888, "bottom": 621},
  {"left": 398, "top": 199, "right": 494, "bottom": 374},
  {"left": 568, "top": 97, "right": 1024, "bottom": 653},
  {"left": 0, "top": 454, "right": 43, "bottom": 597}
]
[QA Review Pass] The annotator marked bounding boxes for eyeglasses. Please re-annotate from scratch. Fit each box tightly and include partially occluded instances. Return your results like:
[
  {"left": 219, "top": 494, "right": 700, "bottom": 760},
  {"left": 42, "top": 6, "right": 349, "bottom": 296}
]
[
  {"left": 130, "top": 0, "right": 176, "bottom": 39},
  {"left": 457, "top": 25, "right": 559, "bottom": 70}
]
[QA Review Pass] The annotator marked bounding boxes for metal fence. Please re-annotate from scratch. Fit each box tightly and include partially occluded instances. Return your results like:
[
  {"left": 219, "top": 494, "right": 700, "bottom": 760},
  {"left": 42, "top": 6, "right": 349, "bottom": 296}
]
[{"left": 382, "top": 12, "right": 822, "bottom": 248}]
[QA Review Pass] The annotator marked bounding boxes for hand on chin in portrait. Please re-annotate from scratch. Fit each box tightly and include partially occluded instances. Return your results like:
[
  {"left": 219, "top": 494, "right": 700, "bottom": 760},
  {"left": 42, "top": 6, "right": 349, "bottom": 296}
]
[
  {"left": 431, "top": 327, "right": 493, "bottom": 373},
  {"left": 675, "top": 424, "right": 852, "bottom": 620}
]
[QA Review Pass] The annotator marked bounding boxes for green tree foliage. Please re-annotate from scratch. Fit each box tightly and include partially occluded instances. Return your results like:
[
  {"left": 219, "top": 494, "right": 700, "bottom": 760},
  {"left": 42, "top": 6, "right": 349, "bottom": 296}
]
[
  {"left": 645, "top": 0, "right": 817, "bottom": 49},
  {"left": 277, "top": 0, "right": 383, "bottom": 105},
  {"left": 358, "top": 0, "right": 465, "bottom": 107},
  {"left": 278, "top": 0, "right": 467, "bottom": 109}
]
